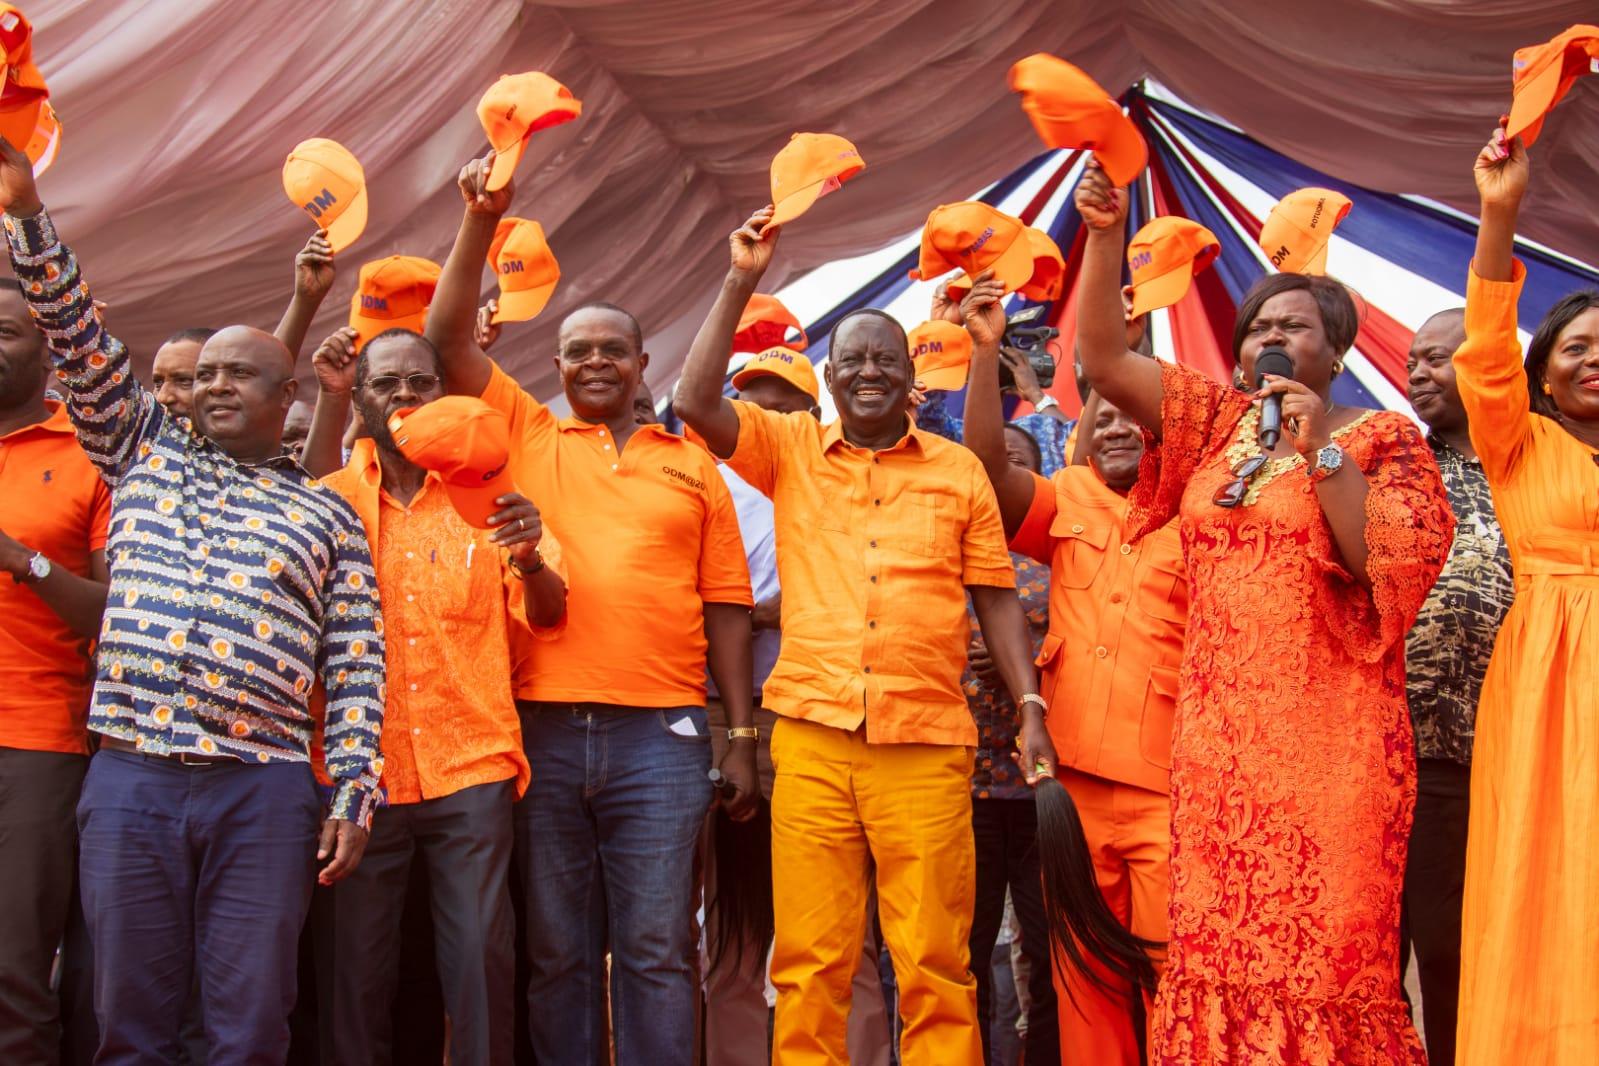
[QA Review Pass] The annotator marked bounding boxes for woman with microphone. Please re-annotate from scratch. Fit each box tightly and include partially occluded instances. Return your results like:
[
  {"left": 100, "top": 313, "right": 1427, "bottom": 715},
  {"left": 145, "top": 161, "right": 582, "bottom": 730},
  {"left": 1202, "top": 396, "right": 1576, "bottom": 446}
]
[{"left": 1072, "top": 160, "right": 1452, "bottom": 1063}]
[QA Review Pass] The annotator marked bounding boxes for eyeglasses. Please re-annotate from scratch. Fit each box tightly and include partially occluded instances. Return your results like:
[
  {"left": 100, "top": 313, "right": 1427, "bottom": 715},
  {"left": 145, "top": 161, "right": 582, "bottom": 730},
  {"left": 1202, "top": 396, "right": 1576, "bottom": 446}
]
[
  {"left": 363, "top": 373, "right": 441, "bottom": 395},
  {"left": 1213, "top": 453, "right": 1268, "bottom": 509}
]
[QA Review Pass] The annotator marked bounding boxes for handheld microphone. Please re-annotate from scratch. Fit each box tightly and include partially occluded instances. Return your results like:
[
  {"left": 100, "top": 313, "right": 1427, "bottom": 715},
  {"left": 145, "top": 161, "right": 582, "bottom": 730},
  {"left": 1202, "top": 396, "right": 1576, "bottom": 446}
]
[{"left": 1254, "top": 347, "right": 1294, "bottom": 449}]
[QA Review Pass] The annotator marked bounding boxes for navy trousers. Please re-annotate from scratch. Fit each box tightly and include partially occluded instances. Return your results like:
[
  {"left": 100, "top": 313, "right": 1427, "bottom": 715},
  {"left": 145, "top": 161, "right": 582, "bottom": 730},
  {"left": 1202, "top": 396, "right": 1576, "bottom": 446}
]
[{"left": 77, "top": 749, "right": 321, "bottom": 1065}]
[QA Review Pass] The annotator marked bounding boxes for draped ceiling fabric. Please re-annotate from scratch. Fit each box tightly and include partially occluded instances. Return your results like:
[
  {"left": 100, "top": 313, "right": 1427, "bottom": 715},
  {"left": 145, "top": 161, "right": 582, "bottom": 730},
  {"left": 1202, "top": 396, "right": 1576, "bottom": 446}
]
[{"left": 20, "top": 1, "right": 1599, "bottom": 404}]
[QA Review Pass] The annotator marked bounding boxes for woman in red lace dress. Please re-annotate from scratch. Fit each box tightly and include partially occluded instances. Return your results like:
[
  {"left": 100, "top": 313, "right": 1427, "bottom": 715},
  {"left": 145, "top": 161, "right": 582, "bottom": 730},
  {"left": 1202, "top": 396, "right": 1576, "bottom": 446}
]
[{"left": 1072, "top": 161, "right": 1453, "bottom": 1063}]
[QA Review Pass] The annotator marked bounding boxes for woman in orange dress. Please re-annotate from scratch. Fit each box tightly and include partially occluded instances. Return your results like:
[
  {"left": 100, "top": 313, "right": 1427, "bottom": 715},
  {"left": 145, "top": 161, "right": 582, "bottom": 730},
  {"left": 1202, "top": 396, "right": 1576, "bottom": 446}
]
[
  {"left": 1072, "top": 160, "right": 1453, "bottom": 1063},
  {"left": 1455, "top": 124, "right": 1599, "bottom": 1064}
]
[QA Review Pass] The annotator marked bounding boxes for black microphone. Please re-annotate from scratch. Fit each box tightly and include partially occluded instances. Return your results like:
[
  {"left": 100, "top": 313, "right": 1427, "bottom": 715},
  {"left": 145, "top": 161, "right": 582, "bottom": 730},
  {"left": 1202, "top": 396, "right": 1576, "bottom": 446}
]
[{"left": 1254, "top": 347, "right": 1294, "bottom": 449}]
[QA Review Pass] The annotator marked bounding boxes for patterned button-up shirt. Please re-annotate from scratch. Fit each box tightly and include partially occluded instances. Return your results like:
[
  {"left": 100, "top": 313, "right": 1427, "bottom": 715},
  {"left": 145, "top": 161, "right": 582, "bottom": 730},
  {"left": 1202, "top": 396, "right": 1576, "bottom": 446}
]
[
  {"left": 1405, "top": 434, "right": 1513, "bottom": 765},
  {"left": 966, "top": 553, "right": 1050, "bottom": 799},
  {"left": 5, "top": 209, "right": 387, "bottom": 827}
]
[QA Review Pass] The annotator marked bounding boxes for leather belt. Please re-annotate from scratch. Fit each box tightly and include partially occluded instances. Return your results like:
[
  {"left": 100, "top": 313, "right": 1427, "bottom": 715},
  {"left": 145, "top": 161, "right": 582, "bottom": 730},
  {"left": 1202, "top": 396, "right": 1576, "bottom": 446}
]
[{"left": 100, "top": 735, "right": 236, "bottom": 767}]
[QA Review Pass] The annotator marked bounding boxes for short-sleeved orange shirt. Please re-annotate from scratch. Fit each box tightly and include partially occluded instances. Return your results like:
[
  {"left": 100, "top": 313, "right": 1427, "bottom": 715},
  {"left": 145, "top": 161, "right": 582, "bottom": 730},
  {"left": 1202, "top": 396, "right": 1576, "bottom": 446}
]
[
  {"left": 321, "top": 439, "right": 569, "bottom": 802},
  {"left": 0, "top": 402, "right": 111, "bottom": 753},
  {"left": 727, "top": 401, "right": 1015, "bottom": 746},
  {"left": 1011, "top": 466, "right": 1187, "bottom": 793},
  {"left": 481, "top": 365, "right": 752, "bottom": 707}
]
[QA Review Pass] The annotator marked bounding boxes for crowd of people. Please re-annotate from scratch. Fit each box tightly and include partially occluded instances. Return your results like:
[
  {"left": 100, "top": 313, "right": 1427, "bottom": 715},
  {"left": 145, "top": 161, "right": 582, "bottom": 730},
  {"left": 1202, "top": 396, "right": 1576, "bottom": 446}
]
[{"left": 1, "top": 34, "right": 1598, "bottom": 1066}]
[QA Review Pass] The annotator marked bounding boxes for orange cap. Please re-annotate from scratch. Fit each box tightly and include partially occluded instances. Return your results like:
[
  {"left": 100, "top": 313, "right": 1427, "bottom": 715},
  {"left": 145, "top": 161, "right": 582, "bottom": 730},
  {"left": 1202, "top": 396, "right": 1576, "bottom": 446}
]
[
  {"left": 348, "top": 255, "right": 440, "bottom": 347},
  {"left": 20, "top": 99, "right": 59, "bottom": 175},
  {"left": 388, "top": 397, "right": 520, "bottom": 529},
  {"left": 1008, "top": 54, "right": 1147, "bottom": 187},
  {"left": 478, "top": 72, "right": 582, "bottom": 192},
  {"left": 731, "top": 345, "right": 820, "bottom": 402},
  {"left": 1127, "top": 217, "right": 1220, "bottom": 317},
  {"left": 1506, "top": 25, "right": 1599, "bottom": 145},
  {"left": 910, "top": 202, "right": 1035, "bottom": 295},
  {"left": 769, "top": 132, "right": 866, "bottom": 226},
  {"left": 0, "top": 5, "right": 51, "bottom": 163},
  {"left": 1258, "top": 188, "right": 1351, "bottom": 276},
  {"left": 733, "top": 294, "right": 808, "bottom": 353},
  {"left": 282, "top": 139, "right": 368, "bottom": 253},
  {"left": 909, "top": 320, "right": 973, "bottom": 393},
  {"left": 947, "top": 226, "right": 1065, "bottom": 303},
  {"left": 486, "top": 217, "right": 559, "bottom": 324}
]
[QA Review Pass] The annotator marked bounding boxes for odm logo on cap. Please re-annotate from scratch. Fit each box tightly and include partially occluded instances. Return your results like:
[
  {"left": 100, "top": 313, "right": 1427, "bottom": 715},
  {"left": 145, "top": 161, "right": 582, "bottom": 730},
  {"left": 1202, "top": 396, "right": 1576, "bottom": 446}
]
[
  {"left": 348, "top": 255, "right": 440, "bottom": 348},
  {"left": 282, "top": 138, "right": 368, "bottom": 253},
  {"left": 486, "top": 218, "right": 560, "bottom": 324}
]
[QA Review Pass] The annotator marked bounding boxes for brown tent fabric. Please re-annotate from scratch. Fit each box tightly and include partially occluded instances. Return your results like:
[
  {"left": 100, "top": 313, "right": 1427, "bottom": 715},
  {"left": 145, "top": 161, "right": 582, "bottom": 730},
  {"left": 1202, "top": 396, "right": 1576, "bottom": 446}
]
[{"left": 21, "top": 1, "right": 1599, "bottom": 402}]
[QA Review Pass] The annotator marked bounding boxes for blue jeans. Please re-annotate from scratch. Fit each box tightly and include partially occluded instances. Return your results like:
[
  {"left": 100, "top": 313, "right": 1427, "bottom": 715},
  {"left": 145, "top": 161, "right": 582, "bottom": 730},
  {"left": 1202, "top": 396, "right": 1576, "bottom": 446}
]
[
  {"left": 76, "top": 749, "right": 320, "bottom": 1065},
  {"left": 515, "top": 703, "right": 712, "bottom": 1066}
]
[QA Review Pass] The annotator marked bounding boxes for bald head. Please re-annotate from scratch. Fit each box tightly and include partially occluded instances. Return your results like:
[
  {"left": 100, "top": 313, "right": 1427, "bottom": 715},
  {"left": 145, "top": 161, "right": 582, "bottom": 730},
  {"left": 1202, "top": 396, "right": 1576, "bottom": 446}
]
[
  {"left": 192, "top": 325, "right": 300, "bottom": 463},
  {"left": 1407, "top": 307, "right": 1468, "bottom": 436}
]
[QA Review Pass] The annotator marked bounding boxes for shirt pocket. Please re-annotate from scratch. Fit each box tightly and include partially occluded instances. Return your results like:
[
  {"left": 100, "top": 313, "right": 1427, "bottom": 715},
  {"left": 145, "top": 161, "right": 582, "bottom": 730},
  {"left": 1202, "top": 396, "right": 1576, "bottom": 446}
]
[
  {"left": 1140, "top": 664, "right": 1179, "bottom": 770},
  {"left": 1135, "top": 550, "right": 1188, "bottom": 626},
  {"left": 1048, "top": 514, "right": 1109, "bottom": 589}
]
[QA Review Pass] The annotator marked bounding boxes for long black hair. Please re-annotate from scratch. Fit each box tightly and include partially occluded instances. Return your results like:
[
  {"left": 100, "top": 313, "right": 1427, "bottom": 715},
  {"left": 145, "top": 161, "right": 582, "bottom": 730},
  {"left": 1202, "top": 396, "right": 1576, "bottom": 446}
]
[{"left": 1525, "top": 290, "right": 1599, "bottom": 417}]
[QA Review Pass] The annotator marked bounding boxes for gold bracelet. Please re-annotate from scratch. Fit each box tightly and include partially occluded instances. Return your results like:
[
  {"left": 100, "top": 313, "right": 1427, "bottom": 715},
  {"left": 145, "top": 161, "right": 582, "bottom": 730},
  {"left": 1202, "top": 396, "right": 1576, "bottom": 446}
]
[{"left": 726, "top": 727, "right": 760, "bottom": 741}]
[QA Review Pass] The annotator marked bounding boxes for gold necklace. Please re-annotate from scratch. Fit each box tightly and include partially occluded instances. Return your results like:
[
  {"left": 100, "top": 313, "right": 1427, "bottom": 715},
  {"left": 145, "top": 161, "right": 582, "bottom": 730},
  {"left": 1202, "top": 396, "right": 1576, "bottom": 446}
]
[{"left": 1222, "top": 405, "right": 1376, "bottom": 507}]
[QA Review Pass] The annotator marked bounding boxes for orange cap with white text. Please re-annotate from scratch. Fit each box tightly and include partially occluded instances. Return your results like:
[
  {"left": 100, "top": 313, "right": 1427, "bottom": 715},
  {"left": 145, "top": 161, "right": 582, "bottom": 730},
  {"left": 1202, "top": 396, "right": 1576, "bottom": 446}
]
[
  {"left": 479, "top": 73, "right": 582, "bottom": 192},
  {"left": 946, "top": 226, "right": 1065, "bottom": 302},
  {"left": 282, "top": 139, "right": 368, "bottom": 253},
  {"left": 910, "top": 202, "right": 1035, "bottom": 295},
  {"left": 388, "top": 397, "right": 520, "bottom": 529},
  {"left": 348, "top": 255, "right": 440, "bottom": 347},
  {"left": 1008, "top": 54, "right": 1147, "bottom": 187},
  {"left": 731, "top": 345, "right": 820, "bottom": 403},
  {"left": 486, "top": 217, "right": 560, "bottom": 324},
  {"left": 769, "top": 132, "right": 865, "bottom": 226},
  {"left": 909, "top": 320, "right": 973, "bottom": 393},
  {"left": 0, "top": 5, "right": 53, "bottom": 166},
  {"left": 1506, "top": 25, "right": 1599, "bottom": 145},
  {"left": 1128, "top": 217, "right": 1219, "bottom": 316},
  {"left": 733, "top": 294, "right": 808, "bottom": 353},
  {"left": 1258, "top": 188, "right": 1351, "bottom": 276}
]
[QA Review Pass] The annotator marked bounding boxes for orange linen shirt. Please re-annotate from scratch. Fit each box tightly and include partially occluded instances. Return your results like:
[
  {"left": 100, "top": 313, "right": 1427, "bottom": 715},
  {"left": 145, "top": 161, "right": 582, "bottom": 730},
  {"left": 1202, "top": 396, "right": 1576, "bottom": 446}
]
[
  {"left": 727, "top": 402, "right": 1015, "bottom": 746},
  {"left": 1011, "top": 466, "right": 1187, "bottom": 793},
  {"left": 321, "top": 439, "right": 568, "bottom": 803},
  {"left": 481, "top": 365, "right": 752, "bottom": 707},
  {"left": 0, "top": 402, "right": 111, "bottom": 753}
]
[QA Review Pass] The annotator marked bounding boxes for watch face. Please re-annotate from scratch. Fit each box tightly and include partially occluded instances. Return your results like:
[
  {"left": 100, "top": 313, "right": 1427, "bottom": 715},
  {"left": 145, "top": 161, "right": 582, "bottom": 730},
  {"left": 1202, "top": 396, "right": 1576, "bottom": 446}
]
[{"left": 28, "top": 554, "right": 50, "bottom": 581}]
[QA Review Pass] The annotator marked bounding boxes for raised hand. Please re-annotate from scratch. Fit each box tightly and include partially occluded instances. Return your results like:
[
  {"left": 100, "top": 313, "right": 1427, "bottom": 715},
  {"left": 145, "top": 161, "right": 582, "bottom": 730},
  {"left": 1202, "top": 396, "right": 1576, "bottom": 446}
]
[
  {"left": 294, "top": 230, "right": 337, "bottom": 302},
  {"left": 0, "top": 135, "right": 42, "bottom": 218},
  {"left": 1074, "top": 159, "right": 1127, "bottom": 231},
  {"left": 999, "top": 346, "right": 1046, "bottom": 404},
  {"left": 311, "top": 327, "right": 361, "bottom": 396},
  {"left": 930, "top": 281, "right": 965, "bottom": 326},
  {"left": 1474, "top": 119, "right": 1529, "bottom": 210},
  {"left": 458, "top": 152, "right": 514, "bottom": 218},
  {"left": 475, "top": 301, "right": 503, "bottom": 351},
  {"left": 959, "top": 269, "right": 1008, "bottom": 349},
  {"left": 729, "top": 205, "right": 779, "bottom": 282}
]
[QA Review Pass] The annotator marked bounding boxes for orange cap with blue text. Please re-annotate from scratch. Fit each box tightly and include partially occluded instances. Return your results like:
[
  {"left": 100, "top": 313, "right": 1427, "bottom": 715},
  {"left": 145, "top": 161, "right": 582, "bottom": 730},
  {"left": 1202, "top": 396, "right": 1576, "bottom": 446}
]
[
  {"left": 910, "top": 202, "right": 1035, "bottom": 295},
  {"left": 731, "top": 345, "right": 819, "bottom": 403},
  {"left": 769, "top": 133, "right": 865, "bottom": 226},
  {"left": 282, "top": 138, "right": 368, "bottom": 253},
  {"left": 479, "top": 73, "right": 582, "bottom": 192},
  {"left": 486, "top": 217, "right": 560, "bottom": 324},
  {"left": 1008, "top": 54, "right": 1147, "bottom": 187},
  {"left": 1506, "top": 25, "right": 1599, "bottom": 145},
  {"left": 909, "top": 320, "right": 973, "bottom": 393},
  {"left": 1128, "top": 217, "right": 1219, "bottom": 316},
  {"left": 348, "top": 255, "right": 440, "bottom": 347},
  {"left": 946, "top": 226, "right": 1065, "bottom": 302},
  {"left": 1258, "top": 188, "right": 1351, "bottom": 276},
  {"left": 388, "top": 397, "right": 520, "bottom": 529}
]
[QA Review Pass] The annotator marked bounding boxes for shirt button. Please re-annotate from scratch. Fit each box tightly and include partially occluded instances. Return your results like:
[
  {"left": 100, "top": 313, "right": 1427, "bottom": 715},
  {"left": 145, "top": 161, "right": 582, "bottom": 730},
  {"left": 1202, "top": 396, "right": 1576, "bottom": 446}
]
[
  {"left": 870, "top": 575, "right": 878, "bottom": 583},
  {"left": 874, "top": 499, "right": 881, "bottom": 506},
  {"left": 409, "top": 683, "right": 418, "bottom": 691},
  {"left": 1120, "top": 544, "right": 1132, "bottom": 555},
  {"left": 611, "top": 464, "right": 619, "bottom": 471},
  {"left": 408, "top": 638, "right": 416, "bottom": 646},
  {"left": 868, "top": 620, "right": 877, "bottom": 629},
  {"left": 1071, "top": 524, "right": 1084, "bottom": 534},
  {"left": 869, "top": 539, "right": 877, "bottom": 548},
  {"left": 864, "top": 665, "right": 872, "bottom": 673},
  {"left": 405, "top": 551, "right": 414, "bottom": 559},
  {"left": 1109, "top": 592, "right": 1124, "bottom": 604},
  {"left": 412, "top": 727, "right": 420, "bottom": 735},
  {"left": 406, "top": 594, "right": 415, "bottom": 602},
  {"left": 1095, "top": 646, "right": 1108, "bottom": 659},
  {"left": 603, "top": 444, "right": 612, "bottom": 450}
]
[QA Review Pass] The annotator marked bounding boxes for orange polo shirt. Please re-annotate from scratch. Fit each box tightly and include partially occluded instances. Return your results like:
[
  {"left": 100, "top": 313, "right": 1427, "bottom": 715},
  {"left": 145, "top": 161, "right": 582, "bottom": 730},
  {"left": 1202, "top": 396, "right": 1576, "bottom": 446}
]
[
  {"left": 480, "top": 365, "right": 752, "bottom": 707},
  {"left": 1010, "top": 466, "right": 1187, "bottom": 793},
  {"left": 0, "top": 402, "right": 111, "bottom": 753},
  {"left": 321, "top": 439, "right": 568, "bottom": 802},
  {"left": 727, "top": 402, "right": 1015, "bottom": 746}
]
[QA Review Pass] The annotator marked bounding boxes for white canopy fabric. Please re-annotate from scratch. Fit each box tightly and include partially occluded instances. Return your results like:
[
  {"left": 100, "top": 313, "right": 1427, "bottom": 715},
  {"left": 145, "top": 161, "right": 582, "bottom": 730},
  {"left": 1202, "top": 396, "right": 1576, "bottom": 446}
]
[{"left": 21, "top": 1, "right": 1599, "bottom": 399}]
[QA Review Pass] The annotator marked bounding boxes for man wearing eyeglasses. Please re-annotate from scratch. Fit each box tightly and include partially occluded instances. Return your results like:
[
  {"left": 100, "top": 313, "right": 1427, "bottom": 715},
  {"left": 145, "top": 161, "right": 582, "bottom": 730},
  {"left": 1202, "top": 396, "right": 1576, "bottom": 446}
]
[{"left": 300, "top": 326, "right": 570, "bottom": 1066}]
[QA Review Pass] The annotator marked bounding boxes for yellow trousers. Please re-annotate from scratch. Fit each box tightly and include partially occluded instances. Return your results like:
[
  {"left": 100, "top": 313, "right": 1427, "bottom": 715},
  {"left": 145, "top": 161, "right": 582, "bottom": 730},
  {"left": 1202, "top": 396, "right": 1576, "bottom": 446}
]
[{"left": 769, "top": 717, "right": 981, "bottom": 1066}]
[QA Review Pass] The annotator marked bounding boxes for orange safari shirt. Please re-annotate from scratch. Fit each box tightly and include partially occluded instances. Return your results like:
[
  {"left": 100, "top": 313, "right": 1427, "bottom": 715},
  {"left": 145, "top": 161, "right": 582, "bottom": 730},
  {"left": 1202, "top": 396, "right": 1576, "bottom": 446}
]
[
  {"left": 0, "top": 402, "right": 111, "bottom": 753},
  {"left": 727, "top": 402, "right": 1015, "bottom": 746},
  {"left": 321, "top": 439, "right": 568, "bottom": 803},
  {"left": 481, "top": 365, "right": 752, "bottom": 707},
  {"left": 1011, "top": 465, "right": 1187, "bottom": 793}
]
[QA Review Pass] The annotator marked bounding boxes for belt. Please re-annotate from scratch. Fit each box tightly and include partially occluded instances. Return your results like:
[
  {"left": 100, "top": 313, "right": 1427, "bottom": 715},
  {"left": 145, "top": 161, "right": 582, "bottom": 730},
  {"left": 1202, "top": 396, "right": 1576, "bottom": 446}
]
[{"left": 99, "top": 735, "right": 236, "bottom": 767}]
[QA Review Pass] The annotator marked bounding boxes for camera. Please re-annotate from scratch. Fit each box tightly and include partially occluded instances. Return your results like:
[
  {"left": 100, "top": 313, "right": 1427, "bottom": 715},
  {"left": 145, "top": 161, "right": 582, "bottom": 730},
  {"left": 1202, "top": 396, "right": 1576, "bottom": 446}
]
[{"left": 998, "top": 305, "right": 1060, "bottom": 390}]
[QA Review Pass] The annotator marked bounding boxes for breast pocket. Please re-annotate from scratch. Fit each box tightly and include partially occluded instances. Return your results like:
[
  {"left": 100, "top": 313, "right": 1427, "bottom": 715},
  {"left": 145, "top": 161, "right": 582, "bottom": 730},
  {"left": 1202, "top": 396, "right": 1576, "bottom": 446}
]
[{"left": 1048, "top": 514, "right": 1109, "bottom": 589}]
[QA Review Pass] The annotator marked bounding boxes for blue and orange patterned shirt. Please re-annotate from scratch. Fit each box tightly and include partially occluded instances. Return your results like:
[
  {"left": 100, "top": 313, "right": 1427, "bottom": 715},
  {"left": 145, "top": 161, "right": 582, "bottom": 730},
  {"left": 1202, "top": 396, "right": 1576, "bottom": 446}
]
[
  {"left": 966, "top": 552, "right": 1051, "bottom": 800},
  {"left": 4, "top": 209, "right": 387, "bottom": 827}
]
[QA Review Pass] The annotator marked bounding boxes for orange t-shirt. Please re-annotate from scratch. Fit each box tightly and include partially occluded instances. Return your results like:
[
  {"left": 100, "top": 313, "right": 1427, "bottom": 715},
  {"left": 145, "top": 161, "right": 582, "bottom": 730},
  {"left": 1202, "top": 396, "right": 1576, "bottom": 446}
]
[
  {"left": 320, "top": 440, "right": 568, "bottom": 802},
  {"left": 480, "top": 365, "right": 752, "bottom": 707},
  {"left": 0, "top": 402, "right": 111, "bottom": 753},
  {"left": 727, "top": 401, "right": 1015, "bottom": 746},
  {"left": 1010, "top": 465, "right": 1187, "bottom": 793}
]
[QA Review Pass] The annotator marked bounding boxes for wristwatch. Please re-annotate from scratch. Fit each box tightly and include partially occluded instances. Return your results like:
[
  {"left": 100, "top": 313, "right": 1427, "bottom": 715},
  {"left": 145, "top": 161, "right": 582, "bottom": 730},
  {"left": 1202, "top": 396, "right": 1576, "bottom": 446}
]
[
  {"left": 1306, "top": 443, "right": 1345, "bottom": 484},
  {"left": 1034, "top": 395, "right": 1060, "bottom": 413},
  {"left": 22, "top": 552, "right": 51, "bottom": 584},
  {"left": 727, "top": 727, "right": 760, "bottom": 741},
  {"left": 507, "top": 550, "right": 545, "bottom": 580}
]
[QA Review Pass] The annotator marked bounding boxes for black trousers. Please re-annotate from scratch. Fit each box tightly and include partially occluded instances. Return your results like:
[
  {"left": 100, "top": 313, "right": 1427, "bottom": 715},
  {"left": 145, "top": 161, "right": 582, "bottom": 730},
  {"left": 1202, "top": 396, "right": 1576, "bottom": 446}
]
[
  {"left": 0, "top": 747, "right": 87, "bottom": 1066},
  {"left": 320, "top": 778, "right": 516, "bottom": 1066},
  {"left": 968, "top": 797, "right": 1059, "bottom": 1066},
  {"left": 1402, "top": 758, "right": 1471, "bottom": 1066}
]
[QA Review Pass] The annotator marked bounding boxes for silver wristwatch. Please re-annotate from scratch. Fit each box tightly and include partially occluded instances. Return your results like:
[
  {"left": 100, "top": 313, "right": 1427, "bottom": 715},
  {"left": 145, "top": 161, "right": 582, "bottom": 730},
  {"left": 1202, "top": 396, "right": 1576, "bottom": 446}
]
[
  {"left": 24, "top": 552, "right": 51, "bottom": 584},
  {"left": 1034, "top": 395, "right": 1060, "bottom": 413},
  {"left": 1306, "top": 443, "right": 1345, "bottom": 484}
]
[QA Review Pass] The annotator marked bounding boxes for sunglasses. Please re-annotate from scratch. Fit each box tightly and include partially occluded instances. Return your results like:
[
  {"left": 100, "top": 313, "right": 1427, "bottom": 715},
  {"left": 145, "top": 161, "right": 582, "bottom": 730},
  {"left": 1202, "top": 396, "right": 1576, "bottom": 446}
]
[
  {"left": 1213, "top": 453, "right": 1268, "bottom": 509},
  {"left": 363, "top": 373, "right": 441, "bottom": 396}
]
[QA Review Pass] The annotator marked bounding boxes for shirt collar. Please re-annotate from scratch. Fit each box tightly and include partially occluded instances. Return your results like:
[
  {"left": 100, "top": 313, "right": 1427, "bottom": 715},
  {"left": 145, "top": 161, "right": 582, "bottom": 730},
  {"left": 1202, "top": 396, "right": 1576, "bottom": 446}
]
[
  {"left": 820, "top": 417, "right": 927, "bottom": 457},
  {"left": 0, "top": 400, "right": 74, "bottom": 442},
  {"left": 1426, "top": 431, "right": 1480, "bottom": 467}
]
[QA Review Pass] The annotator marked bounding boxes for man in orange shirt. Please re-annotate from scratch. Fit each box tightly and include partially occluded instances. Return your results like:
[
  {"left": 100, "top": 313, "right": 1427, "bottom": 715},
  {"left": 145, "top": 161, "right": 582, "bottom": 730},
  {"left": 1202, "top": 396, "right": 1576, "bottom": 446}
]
[
  {"left": 425, "top": 156, "right": 757, "bottom": 1066},
  {"left": 962, "top": 267, "right": 1187, "bottom": 1065},
  {"left": 672, "top": 207, "right": 1056, "bottom": 1066},
  {"left": 301, "top": 327, "right": 568, "bottom": 1065},
  {"left": 0, "top": 276, "right": 111, "bottom": 1061}
]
